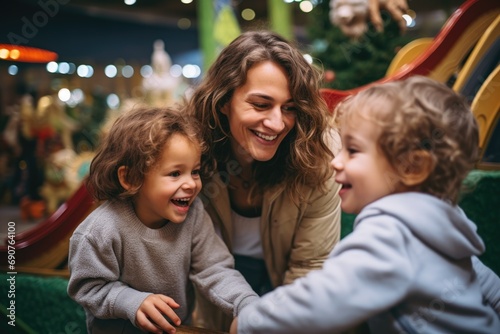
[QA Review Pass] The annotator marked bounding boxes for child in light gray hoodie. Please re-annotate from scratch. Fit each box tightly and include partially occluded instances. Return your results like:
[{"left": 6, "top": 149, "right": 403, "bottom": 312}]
[
  {"left": 67, "top": 106, "right": 258, "bottom": 334},
  {"left": 231, "top": 76, "right": 500, "bottom": 334}
]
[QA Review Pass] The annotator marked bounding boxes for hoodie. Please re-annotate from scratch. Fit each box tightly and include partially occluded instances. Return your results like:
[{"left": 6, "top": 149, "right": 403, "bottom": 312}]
[{"left": 237, "top": 192, "right": 500, "bottom": 334}]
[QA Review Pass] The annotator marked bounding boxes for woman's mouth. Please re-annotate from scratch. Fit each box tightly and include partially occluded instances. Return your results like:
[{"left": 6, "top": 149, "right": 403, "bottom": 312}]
[{"left": 253, "top": 130, "right": 278, "bottom": 141}]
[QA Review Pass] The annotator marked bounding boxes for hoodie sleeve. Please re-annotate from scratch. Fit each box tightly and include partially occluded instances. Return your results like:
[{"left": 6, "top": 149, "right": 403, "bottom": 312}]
[
  {"left": 189, "top": 203, "right": 259, "bottom": 316},
  {"left": 67, "top": 230, "right": 150, "bottom": 325},
  {"left": 237, "top": 216, "right": 415, "bottom": 334},
  {"left": 472, "top": 256, "right": 500, "bottom": 315}
]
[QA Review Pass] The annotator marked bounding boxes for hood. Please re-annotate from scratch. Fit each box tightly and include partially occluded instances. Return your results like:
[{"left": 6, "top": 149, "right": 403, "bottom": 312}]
[{"left": 355, "top": 192, "right": 485, "bottom": 259}]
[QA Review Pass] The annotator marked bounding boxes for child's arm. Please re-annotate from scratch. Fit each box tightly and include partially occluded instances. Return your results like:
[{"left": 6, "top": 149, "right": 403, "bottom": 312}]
[
  {"left": 233, "top": 217, "right": 415, "bottom": 333},
  {"left": 67, "top": 232, "right": 181, "bottom": 331},
  {"left": 189, "top": 207, "right": 259, "bottom": 316}
]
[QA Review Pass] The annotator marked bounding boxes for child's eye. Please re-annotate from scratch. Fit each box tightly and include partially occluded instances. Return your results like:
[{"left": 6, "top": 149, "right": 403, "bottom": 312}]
[
  {"left": 192, "top": 169, "right": 201, "bottom": 177},
  {"left": 347, "top": 148, "right": 358, "bottom": 155},
  {"left": 169, "top": 171, "right": 181, "bottom": 177}
]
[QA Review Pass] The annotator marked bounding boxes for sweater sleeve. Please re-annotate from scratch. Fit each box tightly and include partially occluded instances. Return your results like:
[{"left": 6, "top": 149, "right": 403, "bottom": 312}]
[
  {"left": 189, "top": 202, "right": 259, "bottom": 317},
  {"left": 284, "top": 177, "right": 342, "bottom": 284},
  {"left": 67, "top": 230, "right": 150, "bottom": 325},
  {"left": 238, "top": 217, "right": 414, "bottom": 334},
  {"left": 472, "top": 256, "right": 500, "bottom": 315}
]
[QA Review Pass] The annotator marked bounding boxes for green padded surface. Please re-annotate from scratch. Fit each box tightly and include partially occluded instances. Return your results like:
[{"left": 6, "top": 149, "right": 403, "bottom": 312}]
[{"left": 0, "top": 273, "right": 86, "bottom": 334}]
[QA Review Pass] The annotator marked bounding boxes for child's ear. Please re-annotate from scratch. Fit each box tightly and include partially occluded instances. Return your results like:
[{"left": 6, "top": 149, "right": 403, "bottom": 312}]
[
  {"left": 117, "top": 166, "right": 131, "bottom": 190},
  {"left": 400, "top": 150, "right": 435, "bottom": 187}
]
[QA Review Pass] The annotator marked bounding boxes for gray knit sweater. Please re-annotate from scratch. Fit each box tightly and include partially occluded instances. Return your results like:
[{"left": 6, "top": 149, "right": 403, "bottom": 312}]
[{"left": 67, "top": 197, "right": 258, "bottom": 333}]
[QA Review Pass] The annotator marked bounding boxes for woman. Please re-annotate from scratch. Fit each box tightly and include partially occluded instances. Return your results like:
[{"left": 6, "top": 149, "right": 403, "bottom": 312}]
[{"left": 187, "top": 30, "right": 342, "bottom": 330}]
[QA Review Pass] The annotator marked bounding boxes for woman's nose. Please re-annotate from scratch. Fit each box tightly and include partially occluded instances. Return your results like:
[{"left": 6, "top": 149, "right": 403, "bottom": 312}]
[{"left": 263, "top": 107, "right": 285, "bottom": 132}]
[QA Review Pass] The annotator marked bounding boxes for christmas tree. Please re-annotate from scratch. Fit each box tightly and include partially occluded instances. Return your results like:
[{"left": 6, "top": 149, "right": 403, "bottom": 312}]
[{"left": 308, "top": 1, "right": 414, "bottom": 90}]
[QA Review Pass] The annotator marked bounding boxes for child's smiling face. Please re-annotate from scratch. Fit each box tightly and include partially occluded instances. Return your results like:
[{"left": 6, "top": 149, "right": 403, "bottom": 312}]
[
  {"left": 132, "top": 133, "right": 202, "bottom": 228},
  {"left": 332, "top": 112, "right": 404, "bottom": 214}
]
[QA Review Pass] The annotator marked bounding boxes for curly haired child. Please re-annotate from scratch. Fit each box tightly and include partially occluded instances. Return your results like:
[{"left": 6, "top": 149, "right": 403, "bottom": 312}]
[
  {"left": 67, "top": 106, "right": 258, "bottom": 334},
  {"left": 231, "top": 76, "right": 500, "bottom": 334}
]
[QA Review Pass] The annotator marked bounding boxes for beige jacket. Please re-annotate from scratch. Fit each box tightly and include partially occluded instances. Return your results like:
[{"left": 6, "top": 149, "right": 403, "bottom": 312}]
[{"left": 195, "top": 173, "right": 341, "bottom": 330}]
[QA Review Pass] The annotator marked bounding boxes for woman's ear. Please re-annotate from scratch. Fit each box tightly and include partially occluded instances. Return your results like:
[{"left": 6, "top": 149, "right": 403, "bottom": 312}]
[
  {"left": 400, "top": 150, "right": 435, "bottom": 187},
  {"left": 220, "top": 102, "right": 229, "bottom": 116},
  {"left": 117, "top": 166, "right": 131, "bottom": 190}
]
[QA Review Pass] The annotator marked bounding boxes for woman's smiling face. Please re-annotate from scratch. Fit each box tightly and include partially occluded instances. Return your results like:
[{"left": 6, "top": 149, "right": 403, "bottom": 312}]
[{"left": 222, "top": 61, "right": 297, "bottom": 165}]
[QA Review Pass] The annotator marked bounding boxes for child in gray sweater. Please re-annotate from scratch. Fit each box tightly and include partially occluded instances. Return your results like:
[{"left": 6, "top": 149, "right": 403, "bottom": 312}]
[{"left": 67, "top": 106, "right": 258, "bottom": 334}]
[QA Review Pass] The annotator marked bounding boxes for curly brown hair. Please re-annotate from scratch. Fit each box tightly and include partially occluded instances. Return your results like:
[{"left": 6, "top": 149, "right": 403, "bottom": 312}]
[
  {"left": 86, "top": 106, "right": 205, "bottom": 201},
  {"left": 336, "top": 76, "right": 479, "bottom": 204},
  {"left": 186, "top": 30, "right": 334, "bottom": 203}
]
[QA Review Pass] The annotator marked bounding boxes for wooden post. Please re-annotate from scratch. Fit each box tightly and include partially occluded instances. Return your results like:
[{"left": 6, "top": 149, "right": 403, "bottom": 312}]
[
  {"left": 268, "top": 0, "right": 293, "bottom": 40},
  {"left": 197, "top": 0, "right": 216, "bottom": 72}
]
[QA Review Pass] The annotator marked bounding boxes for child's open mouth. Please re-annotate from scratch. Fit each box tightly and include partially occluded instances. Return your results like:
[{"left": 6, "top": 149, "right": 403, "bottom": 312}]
[
  {"left": 338, "top": 183, "right": 352, "bottom": 197},
  {"left": 171, "top": 198, "right": 190, "bottom": 207}
]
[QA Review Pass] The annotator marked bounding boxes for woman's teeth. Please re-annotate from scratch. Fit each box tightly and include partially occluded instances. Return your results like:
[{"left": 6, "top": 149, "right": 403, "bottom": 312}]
[{"left": 255, "top": 131, "right": 277, "bottom": 141}]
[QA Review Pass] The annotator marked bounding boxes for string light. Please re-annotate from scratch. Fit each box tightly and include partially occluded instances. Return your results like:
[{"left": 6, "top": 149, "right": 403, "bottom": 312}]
[{"left": 0, "top": 44, "right": 57, "bottom": 63}]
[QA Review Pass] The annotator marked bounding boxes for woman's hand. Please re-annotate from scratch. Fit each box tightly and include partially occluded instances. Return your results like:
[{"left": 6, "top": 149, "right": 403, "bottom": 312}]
[{"left": 135, "top": 294, "right": 181, "bottom": 334}]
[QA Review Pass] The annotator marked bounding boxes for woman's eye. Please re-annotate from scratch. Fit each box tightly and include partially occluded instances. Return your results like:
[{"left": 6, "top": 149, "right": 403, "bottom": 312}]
[
  {"left": 282, "top": 105, "right": 297, "bottom": 114},
  {"left": 252, "top": 102, "right": 268, "bottom": 110}
]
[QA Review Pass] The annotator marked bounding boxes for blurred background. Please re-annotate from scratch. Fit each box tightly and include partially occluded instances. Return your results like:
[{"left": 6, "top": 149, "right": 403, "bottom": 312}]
[
  {"left": 3, "top": 2, "right": 500, "bottom": 333},
  {"left": 0, "top": 0, "right": 466, "bottom": 219}
]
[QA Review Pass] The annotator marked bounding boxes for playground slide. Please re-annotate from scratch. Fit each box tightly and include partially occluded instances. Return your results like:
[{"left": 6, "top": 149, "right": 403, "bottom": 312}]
[
  {"left": 454, "top": 15, "right": 500, "bottom": 102},
  {"left": 0, "top": 183, "right": 96, "bottom": 271},
  {"left": 321, "top": 0, "right": 500, "bottom": 110},
  {"left": 471, "top": 65, "right": 500, "bottom": 168}
]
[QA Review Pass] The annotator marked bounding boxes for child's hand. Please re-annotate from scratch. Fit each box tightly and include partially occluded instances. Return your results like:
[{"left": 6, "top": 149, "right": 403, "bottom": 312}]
[
  {"left": 229, "top": 317, "right": 238, "bottom": 334},
  {"left": 135, "top": 294, "right": 181, "bottom": 334}
]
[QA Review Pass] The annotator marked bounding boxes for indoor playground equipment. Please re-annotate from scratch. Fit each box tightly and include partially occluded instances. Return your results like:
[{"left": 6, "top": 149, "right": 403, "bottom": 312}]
[
  {"left": 1, "top": 1, "right": 499, "bottom": 333},
  {"left": 1, "top": 0, "right": 499, "bottom": 276}
]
